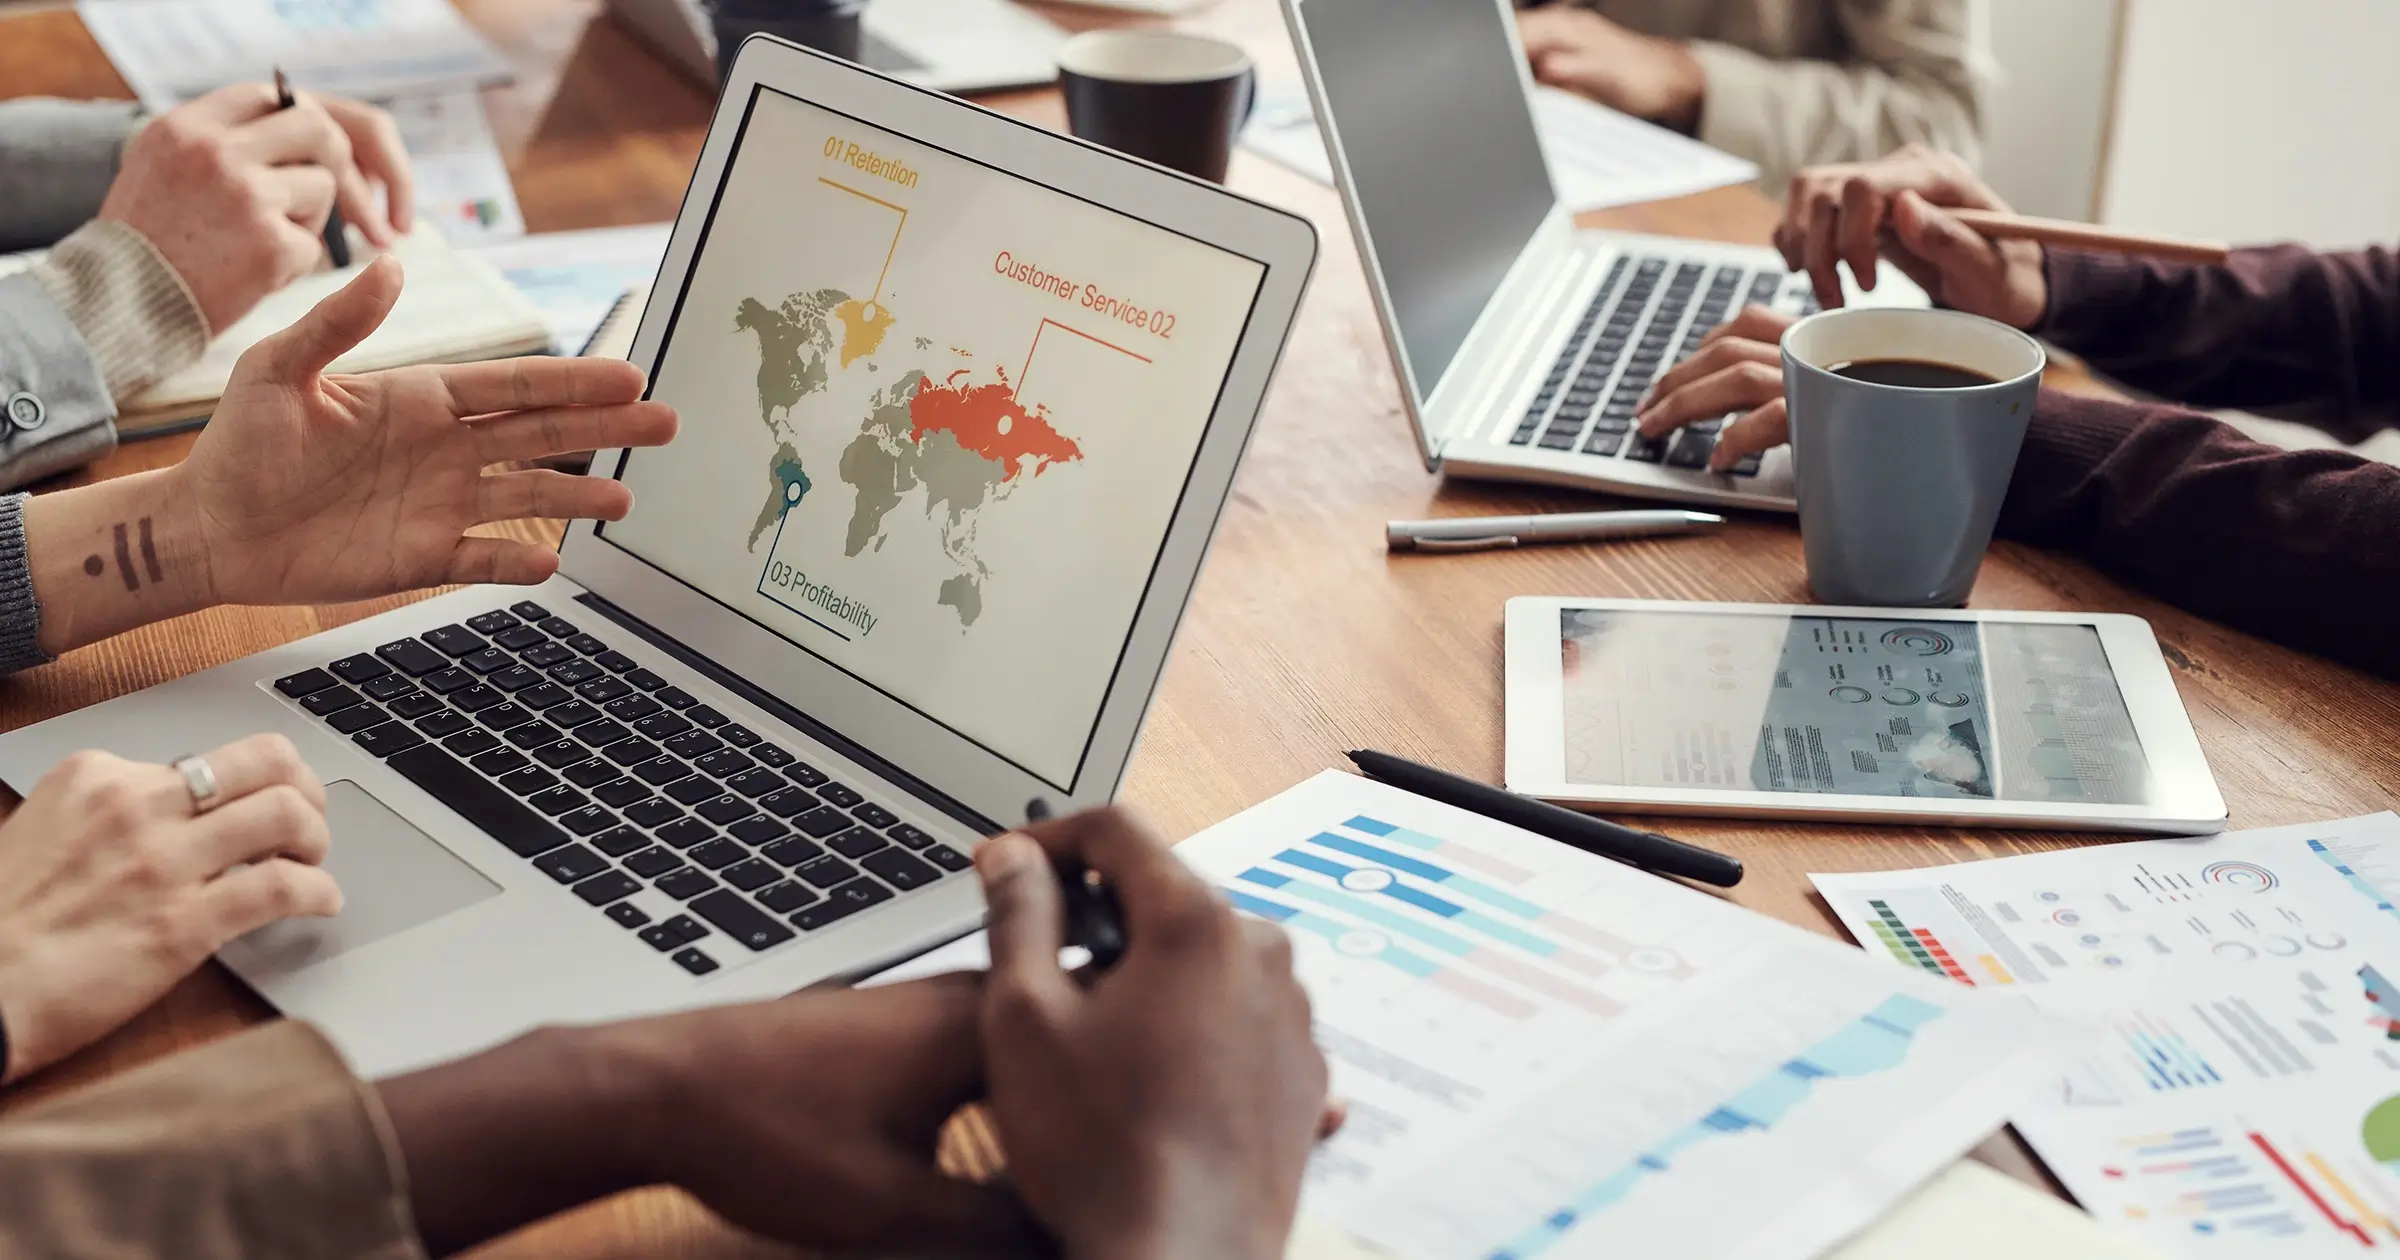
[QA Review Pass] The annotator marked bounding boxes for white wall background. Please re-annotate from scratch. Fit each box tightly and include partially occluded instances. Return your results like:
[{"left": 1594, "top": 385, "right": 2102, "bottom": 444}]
[
  {"left": 2099, "top": 0, "right": 2400, "bottom": 248},
  {"left": 1979, "top": 0, "right": 2119, "bottom": 221}
]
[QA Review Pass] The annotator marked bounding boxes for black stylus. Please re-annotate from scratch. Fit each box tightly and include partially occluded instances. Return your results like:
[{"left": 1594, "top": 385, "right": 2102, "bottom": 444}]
[
  {"left": 1023, "top": 799, "right": 1128, "bottom": 972},
  {"left": 274, "top": 68, "right": 351, "bottom": 268},
  {"left": 1344, "top": 750, "right": 1744, "bottom": 887}
]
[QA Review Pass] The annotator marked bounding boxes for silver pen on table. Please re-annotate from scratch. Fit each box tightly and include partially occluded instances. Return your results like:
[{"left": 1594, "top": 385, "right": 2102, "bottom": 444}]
[{"left": 1385, "top": 509, "right": 1724, "bottom": 553}]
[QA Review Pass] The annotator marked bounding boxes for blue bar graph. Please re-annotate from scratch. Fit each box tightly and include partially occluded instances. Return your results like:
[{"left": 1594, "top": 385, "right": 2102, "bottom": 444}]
[
  {"left": 1487, "top": 995, "right": 1947, "bottom": 1260},
  {"left": 1239, "top": 868, "right": 1479, "bottom": 956},
  {"left": 2122, "top": 1021, "right": 2223, "bottom": 1091},
  {"left": 1306, "top": 831, "right": 1547, "bottom": 919},
  {"left": 1225, "top": 888, "right": 1441, "bottom": 978},
  {"left": 1268, "top": 848, "right": 1567, "bottom": 957}
]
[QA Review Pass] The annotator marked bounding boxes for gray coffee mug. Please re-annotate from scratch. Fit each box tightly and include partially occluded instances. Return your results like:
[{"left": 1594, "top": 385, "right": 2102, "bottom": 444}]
[{"left": 1782, "top": 308, "right": 2045, "bottom": 607}]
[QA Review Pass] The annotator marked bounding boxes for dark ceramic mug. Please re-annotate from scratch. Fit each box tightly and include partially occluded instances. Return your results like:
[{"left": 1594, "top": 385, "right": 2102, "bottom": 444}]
[{"left": 1058, "top": 31, "right": 1256, "bottom": 184}]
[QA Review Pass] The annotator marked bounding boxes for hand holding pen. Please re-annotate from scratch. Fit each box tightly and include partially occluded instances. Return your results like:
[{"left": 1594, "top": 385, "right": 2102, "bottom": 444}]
[
  {"left": 971, "top": 805, "right": 1338, "bottom": 1258},
  {"left": 95, "top": 78, "right": 412, "bottom": 334}
]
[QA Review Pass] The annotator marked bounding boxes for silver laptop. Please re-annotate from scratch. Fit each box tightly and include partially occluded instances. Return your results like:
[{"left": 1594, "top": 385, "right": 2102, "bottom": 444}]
[
  {"left": 0, "top": 37, "right": 1315, "bottom": 1078},
  {"left": 611, "top": 0, "right": 1066, "bottom": 95},
  {"left": 1280, "top": 0, "right": 1927, "bottom": 513}
]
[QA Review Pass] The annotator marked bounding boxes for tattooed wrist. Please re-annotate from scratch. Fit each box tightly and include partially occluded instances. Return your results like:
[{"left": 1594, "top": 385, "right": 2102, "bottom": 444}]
[
  {"left": 86, "top": 517, "right": 166, "bottom": 591},
  {"left": 26, "top": 467, "right": 212, "bottom": 656}
]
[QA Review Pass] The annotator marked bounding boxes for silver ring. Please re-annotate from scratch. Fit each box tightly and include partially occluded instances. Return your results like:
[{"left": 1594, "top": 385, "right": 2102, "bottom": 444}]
[{"left": 171, "top": 755, "right": 221, "bottom": 813}]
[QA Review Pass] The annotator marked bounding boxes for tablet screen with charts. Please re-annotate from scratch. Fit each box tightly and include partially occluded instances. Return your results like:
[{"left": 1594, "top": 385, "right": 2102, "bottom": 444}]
[{"left": 1502, "top": 598, "right": 2226, "bottom": 833}]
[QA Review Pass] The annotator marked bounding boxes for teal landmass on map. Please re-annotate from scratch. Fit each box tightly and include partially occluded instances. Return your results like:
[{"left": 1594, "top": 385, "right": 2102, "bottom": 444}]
[
  {"left": 735, "top": 289, "right": 850, "bottom": 552},
  {"left": 748, "top": 444, "right": 813, "bottom": 550}
]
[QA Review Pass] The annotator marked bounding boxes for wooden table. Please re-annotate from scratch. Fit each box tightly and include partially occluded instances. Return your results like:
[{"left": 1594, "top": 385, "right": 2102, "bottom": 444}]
[{"left": 4, "top": 1, "right": 2397, "bottom": 1255}]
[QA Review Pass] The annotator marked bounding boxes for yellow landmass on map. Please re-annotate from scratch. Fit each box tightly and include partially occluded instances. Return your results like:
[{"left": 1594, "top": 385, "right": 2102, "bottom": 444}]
[{"left": 834, "top": 298, "right": 895, "bottom": 367}]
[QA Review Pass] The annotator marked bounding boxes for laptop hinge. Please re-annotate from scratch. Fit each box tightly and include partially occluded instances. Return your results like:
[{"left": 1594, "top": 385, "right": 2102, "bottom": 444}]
[{"left": 571, "top": 592, "right": 1001, "bottom": 837}]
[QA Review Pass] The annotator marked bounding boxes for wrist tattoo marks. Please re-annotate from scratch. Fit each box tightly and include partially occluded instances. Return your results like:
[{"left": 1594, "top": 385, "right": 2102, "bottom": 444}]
[{"left": 83, "top": 518, "right": 164, "bottom": 592}]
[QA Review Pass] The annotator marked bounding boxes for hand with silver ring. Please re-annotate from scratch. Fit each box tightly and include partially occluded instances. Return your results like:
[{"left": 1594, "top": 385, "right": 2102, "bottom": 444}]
[
  {"left": 173, "top": 754, "right": 222, "bottom": 812},
  {"left": 0, "top": 733, "right": 340, "bottom": 1082}
]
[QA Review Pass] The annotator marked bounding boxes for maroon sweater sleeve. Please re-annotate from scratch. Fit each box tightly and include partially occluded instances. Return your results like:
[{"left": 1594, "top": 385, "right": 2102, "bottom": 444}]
[
  {"left": 2036, "top": 245, "right": 2400, "bottom": 441},
  {"left": 1997, "top": 388, "right": 2400, "bottom": 678}
]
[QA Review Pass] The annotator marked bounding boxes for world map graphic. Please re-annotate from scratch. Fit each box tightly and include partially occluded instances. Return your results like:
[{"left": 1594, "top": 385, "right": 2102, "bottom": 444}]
[{"left": 734, "top": 288, "right": 1084, "bottom": 628}]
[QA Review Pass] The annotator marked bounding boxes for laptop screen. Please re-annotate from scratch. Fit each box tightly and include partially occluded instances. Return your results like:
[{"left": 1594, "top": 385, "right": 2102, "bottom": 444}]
[
  {"left": 600, "top": 85, "right": 1268, "bottom": 790},
  {"left": 1296, "top": 0, "right": 1557, "bottom": 403}
]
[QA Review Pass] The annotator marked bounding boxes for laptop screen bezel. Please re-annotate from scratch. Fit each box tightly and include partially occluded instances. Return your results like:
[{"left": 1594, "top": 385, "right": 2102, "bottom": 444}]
[{"left": 557, "top": 35, "right": 1316, "bottom": 822}]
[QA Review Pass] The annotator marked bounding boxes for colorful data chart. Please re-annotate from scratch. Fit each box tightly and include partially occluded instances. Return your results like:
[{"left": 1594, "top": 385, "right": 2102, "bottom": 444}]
[
  {"left": 2312, "top": 838, "right": 2400, "bottom": 926},
  {"left": 2200, "top": 861, "right": 2281, "bottom": 893},
  {"left": 2106, "top": 1124, "right": 2400, "bottom": 1247},
  {"left": 1487, "top": 994, "right": 1946, "bottom": 1260},
  {"left": 1862, "top": 898, "right": 2017, "bottom": 986},
  {"left": 1223, "top": 814, "right": 1698, "bottom": 1023},
  {"left": 2106, "top": 1127, "right": 2309, "bottom": 1242},
  {"left": 2114, "top": 1012, "right": 2224, "bottom": 1091}
]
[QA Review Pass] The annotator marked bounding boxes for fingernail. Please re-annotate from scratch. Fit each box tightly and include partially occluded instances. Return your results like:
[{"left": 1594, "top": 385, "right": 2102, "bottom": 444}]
[{"left": 976, "top": 833, "right": 1036, "bottom": 882}]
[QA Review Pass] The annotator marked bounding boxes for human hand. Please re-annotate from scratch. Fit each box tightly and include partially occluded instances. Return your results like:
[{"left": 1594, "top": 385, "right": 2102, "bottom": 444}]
[
  {"left": 1518, "top": 7, "right": 1706, "bottom": 132},
  {"left": 977, "top": 808, "right": 1328, "bottom": 1260},
  {"left": 97, "top": 82, "right": 411, "bottom": 333},
  {"left": 179, "top": 255, "right": 678, "bottom": 609},
  {"left": 1634, "top": 305, "right": 1796, "bottom": 471},
  {"left": 0, "top": 735, "right": 336, "bottom": 1082},
  {"left": 1777, "top": 144, "right": 2047, "bottom": 325},
  {"left": 382, "top": 975, "right": 1045, "bottom": 1257}
]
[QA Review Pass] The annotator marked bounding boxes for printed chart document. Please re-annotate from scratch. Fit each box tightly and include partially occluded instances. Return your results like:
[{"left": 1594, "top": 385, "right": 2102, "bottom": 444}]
[
  {"left": 1814, "top": 813, "right": 2400, "bottom": 1260},
  {"left": 1243, "top": 83, "right": 1758, "bottom": 211},
  {"left": 877, "top": 771, "right": 2079, "bottom": 1259},
  {"left": 477, "top": 223, "right": 672, "bottom": 354},
  {"left": 389, "top": 91, "right": 524, "bottom": 247},
  {"left": 78, "top": 0, "right": 511, "bottom": 112}
]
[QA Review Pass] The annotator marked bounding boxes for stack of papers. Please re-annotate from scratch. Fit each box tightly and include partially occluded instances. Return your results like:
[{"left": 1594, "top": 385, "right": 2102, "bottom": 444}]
[
  {"left": 878, "top": 770, "right": 2082, "bottom": 1260},
  {"left": 1242, "top": 83, "right": 1759, "bottom": 212},
  {"left": 80, "top": 0, "right": 526, "bottom": 247},
  {"left": 78, "top": 0, "right": 510, "bottom": 111},
  {"left": 1816, "top": 814, "right": 2400, "bottom": 1259},
  {"left": 1288, "top": 1160, "right": 2166, "bottom": 1259}
]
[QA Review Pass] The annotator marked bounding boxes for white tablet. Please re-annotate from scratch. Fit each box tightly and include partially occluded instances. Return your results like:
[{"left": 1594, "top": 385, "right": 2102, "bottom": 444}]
[{"left": 1504, "top": 598, "right": 2227, "bottom": 833}]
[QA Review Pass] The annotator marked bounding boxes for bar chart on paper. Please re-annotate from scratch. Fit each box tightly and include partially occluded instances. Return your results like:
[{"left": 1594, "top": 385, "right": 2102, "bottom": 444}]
[
  {"left": 1174, "top": 772, "right": 2077, "bottom": 1260},
  {"left": 1816, "top": 814, "right": 2400, "bottom": 1260}
]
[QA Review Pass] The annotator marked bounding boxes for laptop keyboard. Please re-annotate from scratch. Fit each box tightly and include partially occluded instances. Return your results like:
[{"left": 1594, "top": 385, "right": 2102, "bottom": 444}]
[
  {"left": 271, "top": 602, "right": 970, "bottom": 978},
  {"left": 1509, "top": 252, "right": 1820, "bottom": 473}
]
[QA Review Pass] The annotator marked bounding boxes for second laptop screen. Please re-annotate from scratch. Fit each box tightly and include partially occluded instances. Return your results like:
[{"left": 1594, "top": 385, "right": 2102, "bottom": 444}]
[{"left": 1297, "top": 0, "right": 1557, "bottom": 402}]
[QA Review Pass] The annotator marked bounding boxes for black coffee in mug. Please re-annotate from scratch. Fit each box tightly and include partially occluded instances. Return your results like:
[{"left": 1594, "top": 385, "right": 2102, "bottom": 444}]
[
  {"left": 1057, "top": 31, "right": 1255, "bottom": 184},
  {"left": 706, "top": 0, "right": 864, "bottom": 76},
  {"left": 1827, "top": 358, "right": 1999, "bottom": 389}
]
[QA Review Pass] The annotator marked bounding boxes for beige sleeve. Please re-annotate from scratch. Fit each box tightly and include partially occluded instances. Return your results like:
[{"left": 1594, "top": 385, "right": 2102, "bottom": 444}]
[
  {"left": 1687, "top": 0, "right": 1989, "bottom": 190},
  {"left": 0, "top": 1021, "right": 426, "bottom": 1260},
  {"left": 28, "top": 217, "right": 209, "bottom": 404}
]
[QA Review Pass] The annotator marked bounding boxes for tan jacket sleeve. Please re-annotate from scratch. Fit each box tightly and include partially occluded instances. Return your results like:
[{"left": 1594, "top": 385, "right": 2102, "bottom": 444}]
[
  {"left": 0, "top": 1021, "right": 427, "bottom": 1260},
  {"left": 1688, "top": 0, "right": 1988, "bottom": 188}
]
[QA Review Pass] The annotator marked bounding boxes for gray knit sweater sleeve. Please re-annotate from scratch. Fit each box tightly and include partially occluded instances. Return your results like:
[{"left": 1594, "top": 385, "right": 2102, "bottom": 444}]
[{"left": 0, "top": 494, "right": 49, "bottom": 674}]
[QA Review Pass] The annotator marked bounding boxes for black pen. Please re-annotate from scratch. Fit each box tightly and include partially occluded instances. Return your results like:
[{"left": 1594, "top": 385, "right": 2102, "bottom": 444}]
[
  {"left": 1021, "top": 799, "right": 1128, "bottom": 972},
  {"left": 1345, "top": 749, "right": 1744, "bottom": 887},
  {"left": 274, "top": 68, "right": 352, "bottom": 268}
]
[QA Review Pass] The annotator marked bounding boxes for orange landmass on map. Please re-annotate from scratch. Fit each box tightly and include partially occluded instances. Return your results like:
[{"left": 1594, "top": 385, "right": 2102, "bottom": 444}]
[
  {"left": 833, "top": 299, "right": 895, "bottom": 367},
  {"left": 908, "top": 369, "right": 1084, "bottom": 479}
]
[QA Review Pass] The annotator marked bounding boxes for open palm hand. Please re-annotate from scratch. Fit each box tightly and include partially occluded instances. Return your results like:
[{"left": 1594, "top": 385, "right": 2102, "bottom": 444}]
[{"left": 187, "top": 257, "right": 676, "bottom": 607}]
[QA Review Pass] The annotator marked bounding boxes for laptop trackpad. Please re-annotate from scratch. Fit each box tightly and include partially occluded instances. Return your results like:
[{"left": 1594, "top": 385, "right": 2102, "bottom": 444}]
[{"left": 240, "top": 780, "right": 502, "bottom": 969}]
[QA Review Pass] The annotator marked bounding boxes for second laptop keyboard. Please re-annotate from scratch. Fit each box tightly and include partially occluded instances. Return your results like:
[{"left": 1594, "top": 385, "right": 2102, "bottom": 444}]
[{"left": 1509, "top": 254, "right": 1818, "bottom": 473}]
